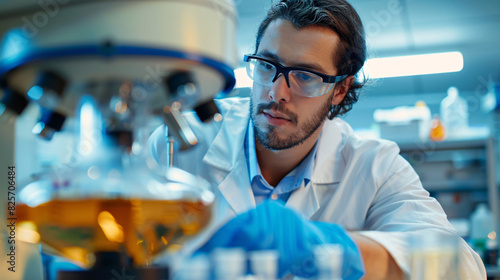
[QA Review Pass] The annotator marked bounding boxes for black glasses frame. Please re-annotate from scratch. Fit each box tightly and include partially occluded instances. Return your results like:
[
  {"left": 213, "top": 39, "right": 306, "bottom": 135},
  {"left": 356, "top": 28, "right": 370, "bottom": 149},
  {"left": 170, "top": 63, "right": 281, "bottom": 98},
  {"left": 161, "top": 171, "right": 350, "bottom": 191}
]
[{"left": 243, "top": 54, "right": 348, "bottom": 87}]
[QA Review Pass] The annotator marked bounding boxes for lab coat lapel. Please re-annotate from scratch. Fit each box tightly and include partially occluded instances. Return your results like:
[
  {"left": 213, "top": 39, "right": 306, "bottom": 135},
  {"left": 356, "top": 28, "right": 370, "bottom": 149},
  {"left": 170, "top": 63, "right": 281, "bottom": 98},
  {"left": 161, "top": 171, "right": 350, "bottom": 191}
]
[
  {"left": 202, "top": 99, "right": 256, "bottom": 214},
  {"left": 285, "top": 119, "right": 345, "bottom": 219},
  {"left": 285, "top": 180, "right": 320, "bottom": 219},
  {"left": 311, "top": 118, "right": 345, "bottom": 184},
  {"left": 215, "top": 156, "right": 256, "bottom": 214}
]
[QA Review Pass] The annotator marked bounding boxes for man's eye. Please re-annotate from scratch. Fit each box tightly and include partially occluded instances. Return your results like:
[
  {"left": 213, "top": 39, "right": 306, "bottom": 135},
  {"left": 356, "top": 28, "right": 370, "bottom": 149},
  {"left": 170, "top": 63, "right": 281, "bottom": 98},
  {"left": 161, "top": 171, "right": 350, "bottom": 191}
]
[
  {"left": 294, "top": 72, "right": 315, "bottom": 82},
  {"left": 256, "top": 61, "right": 274, "bottom": 71}
]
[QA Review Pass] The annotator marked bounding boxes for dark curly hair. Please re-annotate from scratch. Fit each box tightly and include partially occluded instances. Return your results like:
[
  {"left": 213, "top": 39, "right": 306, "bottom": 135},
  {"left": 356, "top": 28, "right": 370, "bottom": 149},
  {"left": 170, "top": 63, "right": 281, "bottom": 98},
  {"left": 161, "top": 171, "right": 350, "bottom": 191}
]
[{"left": 255, "top": 0, "right": 366, "bottom": 119}]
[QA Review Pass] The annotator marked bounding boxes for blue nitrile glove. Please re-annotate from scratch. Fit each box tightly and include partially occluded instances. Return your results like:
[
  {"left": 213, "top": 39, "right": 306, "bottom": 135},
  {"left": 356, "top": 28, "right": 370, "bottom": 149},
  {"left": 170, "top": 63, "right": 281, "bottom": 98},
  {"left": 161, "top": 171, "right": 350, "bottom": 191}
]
[{"left": 197, "top": 200, "right": 365, "bottom": 279}]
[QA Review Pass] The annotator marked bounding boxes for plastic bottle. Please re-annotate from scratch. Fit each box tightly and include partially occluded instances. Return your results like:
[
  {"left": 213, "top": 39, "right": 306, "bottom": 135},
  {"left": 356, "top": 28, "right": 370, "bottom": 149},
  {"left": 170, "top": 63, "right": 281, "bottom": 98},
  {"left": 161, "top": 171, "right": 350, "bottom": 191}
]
[
  {"left": 314, "top": 244, "right": 343, "bottom": 280},
  {"left": 429, "top": 114, "right": 446, "bottom": 142},
  {"left": 176, "top": 255, "right": 211, "bottom": 280},
  {"left": 440, "top": 86, "right": 468, "bottom": 138},
  {"left": 409, "top": 233, "right": 459, "bottom": 280},
  {"left": 249, "top": 250, "right": 278, "bottom": 280},
  {"left": 470, "top": 204, "right": 494, "bottom": 261},
  {"left": 212, "top": 248, "right": 247, "bottom": 280}
]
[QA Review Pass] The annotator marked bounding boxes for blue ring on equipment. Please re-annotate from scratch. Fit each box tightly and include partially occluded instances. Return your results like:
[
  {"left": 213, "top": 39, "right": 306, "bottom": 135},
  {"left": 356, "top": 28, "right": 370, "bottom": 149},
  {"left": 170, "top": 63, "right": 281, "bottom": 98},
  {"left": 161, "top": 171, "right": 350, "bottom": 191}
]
[{"left": 0, "top": 44, "right": 236, "bottom": 95}]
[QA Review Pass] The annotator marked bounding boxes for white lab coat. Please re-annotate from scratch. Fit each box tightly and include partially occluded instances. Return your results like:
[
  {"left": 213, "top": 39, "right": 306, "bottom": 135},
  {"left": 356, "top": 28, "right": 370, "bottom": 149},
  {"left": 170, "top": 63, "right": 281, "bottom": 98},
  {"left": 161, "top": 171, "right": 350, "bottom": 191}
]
[{"left": 150, "top": 97, "right": 486, "bottom": 279}]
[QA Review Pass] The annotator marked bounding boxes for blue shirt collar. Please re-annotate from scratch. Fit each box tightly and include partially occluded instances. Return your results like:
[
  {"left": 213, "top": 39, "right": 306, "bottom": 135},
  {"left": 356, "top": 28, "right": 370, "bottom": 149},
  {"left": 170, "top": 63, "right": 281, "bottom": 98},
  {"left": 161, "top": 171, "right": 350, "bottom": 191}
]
[{"left": 245, "top": 119, "right": 318, "bottom": 191}]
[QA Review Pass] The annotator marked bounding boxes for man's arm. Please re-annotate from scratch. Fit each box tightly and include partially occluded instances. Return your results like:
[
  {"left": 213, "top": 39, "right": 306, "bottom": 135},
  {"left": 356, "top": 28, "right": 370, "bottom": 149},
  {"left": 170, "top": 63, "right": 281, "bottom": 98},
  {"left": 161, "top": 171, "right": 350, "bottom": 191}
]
[{"left": 351, "top": 233, "right": 403, "bottom": 280}]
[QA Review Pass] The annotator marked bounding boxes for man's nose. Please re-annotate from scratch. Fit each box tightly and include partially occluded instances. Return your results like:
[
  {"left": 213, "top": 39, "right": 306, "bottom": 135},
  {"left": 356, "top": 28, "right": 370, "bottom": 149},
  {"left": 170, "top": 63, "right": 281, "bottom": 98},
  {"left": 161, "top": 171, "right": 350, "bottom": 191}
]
[{"left": 269, "top": 73, "right": 291, "bottom": 103}]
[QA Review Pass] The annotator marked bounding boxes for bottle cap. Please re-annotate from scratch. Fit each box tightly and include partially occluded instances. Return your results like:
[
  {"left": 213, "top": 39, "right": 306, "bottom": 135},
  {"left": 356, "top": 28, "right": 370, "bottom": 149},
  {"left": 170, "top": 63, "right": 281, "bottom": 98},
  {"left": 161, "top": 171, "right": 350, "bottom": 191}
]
[
  {"left": 249, "top": 250, "right": 278, "bottom": 278},
  {"left": 212, "top": 248, "right": 246, "bottom": 278},
  {"left": 415, "top": 100, "right": 427, "bottom": 107},
  {"left": 447, "top": 86, "right": 459, "bottom": 97},
  {"left": 177, "top": 254, "right": 210, "bottom": 280},
  {"left": 314, "top": 244, "right": 343, "bottom": 271}
]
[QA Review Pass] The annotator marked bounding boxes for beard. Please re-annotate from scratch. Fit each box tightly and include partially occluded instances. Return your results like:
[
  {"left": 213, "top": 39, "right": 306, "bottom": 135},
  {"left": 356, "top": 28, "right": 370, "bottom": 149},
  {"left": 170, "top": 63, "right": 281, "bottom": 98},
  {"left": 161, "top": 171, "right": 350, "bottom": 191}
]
[{"left": 249, "top": 94, "right": 333, "bottom": 150}]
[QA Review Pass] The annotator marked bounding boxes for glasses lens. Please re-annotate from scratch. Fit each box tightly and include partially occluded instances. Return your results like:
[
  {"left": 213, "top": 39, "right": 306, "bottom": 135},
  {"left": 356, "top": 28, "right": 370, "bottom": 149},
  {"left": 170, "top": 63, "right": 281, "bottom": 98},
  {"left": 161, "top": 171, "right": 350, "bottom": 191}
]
[
  {"left": 290, "top": 70, "right": 333, "bottom": 97},
  {"left": 246, "top": 58, "right": 276, "bottom": 86}
]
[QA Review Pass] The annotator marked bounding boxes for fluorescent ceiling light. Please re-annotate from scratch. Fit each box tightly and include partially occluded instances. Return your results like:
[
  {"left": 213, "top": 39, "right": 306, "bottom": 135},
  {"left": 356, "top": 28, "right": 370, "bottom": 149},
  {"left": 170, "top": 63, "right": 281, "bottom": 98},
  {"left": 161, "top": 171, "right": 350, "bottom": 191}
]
[
  {"left": 364, "top": 51, "right": 463, "bottom": 79},
  {"left": 233, "top": 51, "right": 464, "bottom": 88}
]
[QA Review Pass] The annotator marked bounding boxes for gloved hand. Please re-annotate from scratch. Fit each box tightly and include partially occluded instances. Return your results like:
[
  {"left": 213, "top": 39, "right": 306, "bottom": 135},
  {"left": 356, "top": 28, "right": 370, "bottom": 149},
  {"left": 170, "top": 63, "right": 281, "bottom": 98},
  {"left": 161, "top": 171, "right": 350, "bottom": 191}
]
[{"left": 197, "top": 200, "right": 365, "bottom": 279}]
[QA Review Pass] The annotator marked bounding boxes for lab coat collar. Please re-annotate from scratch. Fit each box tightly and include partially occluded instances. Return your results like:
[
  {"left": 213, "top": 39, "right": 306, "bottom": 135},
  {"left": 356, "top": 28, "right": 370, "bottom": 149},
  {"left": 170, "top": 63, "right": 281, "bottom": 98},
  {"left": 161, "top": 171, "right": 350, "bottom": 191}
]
[
  {"left": 202, "top": 99, "right": 256, "bottom": 214},
  {"left": 285, "top": 119, "right": 345, "bottom": 218},
  {"left": 285, "top": 179, "right": 320, "bottom": 219},
  {"left": 203, "top": 98, "right": 250, "bottom": 171},
  {"left": 310, "top": 118, "right": 345, "bottom": 184}
]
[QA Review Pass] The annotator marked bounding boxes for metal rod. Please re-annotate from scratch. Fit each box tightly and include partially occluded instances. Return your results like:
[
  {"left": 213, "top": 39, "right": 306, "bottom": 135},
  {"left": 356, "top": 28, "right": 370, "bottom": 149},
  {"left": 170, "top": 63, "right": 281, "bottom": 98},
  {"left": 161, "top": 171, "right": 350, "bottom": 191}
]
[{"left": 168, "top": 136, "right": 175, "bottom": 167}]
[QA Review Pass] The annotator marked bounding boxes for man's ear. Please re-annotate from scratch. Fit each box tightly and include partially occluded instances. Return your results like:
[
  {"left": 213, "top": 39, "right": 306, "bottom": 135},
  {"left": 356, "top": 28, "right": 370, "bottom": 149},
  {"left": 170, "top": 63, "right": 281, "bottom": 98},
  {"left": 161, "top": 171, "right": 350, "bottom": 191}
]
[{"left": 332, "top": 75, "right": 354, "bottom": 105}]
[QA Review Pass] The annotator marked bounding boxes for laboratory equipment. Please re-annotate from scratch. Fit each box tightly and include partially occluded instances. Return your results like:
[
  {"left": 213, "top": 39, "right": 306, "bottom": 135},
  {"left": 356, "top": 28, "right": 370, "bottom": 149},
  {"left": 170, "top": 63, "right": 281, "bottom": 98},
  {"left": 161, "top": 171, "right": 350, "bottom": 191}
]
[
  {"left": 212, "top": 248, "right": 247, "bottom": 280},
  {"left": 0, "top": 0, "right": 237, "bottom": 279},
  {"left": 314, "top": 244, "right": 343, "bottom": 280},
  {"left": 373, "top": 103, "right": 431, "bottom": 142},
  {"left": 429, "top": 114, "right": 446, "bottom": 142},
  {"left": 470, "top": 203, "right": 495, "bottom": 262},
  {"left": 176, "top": 254, "right": 211, "bottom": 280},
  {"left": 409, "top": 233, "right": 459, "bottom": 280},
  {"left": 249, "top": 250, "right": 279, "bottom": 280},
  {"left": 440, "top": 86, "right": 468, "bottom": 139}
]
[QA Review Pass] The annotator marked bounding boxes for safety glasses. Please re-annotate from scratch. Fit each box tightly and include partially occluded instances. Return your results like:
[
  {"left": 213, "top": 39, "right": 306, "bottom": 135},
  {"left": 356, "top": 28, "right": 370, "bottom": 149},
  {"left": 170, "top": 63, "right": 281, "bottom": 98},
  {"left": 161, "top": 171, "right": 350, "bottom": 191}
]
[{"left": 244, "top": 54, "right": 348, "bottom": 98}]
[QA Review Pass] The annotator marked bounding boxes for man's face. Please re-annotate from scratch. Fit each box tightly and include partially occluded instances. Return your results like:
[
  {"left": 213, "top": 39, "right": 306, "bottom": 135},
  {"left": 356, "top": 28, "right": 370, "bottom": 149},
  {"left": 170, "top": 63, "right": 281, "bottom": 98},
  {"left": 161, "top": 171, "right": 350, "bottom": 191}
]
[{"left": 250, "top": 19, "right": 344, "bottom": 150}]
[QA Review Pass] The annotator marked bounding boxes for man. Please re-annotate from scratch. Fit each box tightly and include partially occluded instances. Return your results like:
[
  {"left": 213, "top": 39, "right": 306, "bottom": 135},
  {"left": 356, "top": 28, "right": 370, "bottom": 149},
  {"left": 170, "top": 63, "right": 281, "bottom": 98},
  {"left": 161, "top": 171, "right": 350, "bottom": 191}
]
[{"left": 150, "top": 0, "right": 486, "bottom": 279}]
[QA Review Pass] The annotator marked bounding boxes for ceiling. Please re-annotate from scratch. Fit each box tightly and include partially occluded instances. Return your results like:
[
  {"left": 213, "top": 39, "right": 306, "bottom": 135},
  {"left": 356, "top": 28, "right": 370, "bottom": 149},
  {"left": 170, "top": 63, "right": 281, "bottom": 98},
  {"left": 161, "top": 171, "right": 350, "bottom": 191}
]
[
  {"left": 233, "top": 0, "right": 500, "bottom": 96},
  {"left": 0, "top": 0, "right": 498, "bottom": 97}
]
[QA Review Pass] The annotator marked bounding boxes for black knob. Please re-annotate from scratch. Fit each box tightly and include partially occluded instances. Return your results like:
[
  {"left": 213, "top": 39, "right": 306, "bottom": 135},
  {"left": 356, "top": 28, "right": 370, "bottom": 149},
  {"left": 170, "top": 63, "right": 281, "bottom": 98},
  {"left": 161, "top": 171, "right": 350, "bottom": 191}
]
[
  {"left": 0, "top": 87, "right": 29, "bottom": 115},
  {"left": 38, "top": 108, "right": 66, "bottom": 131},
  {"left": 33, "top": 109, "right": 67, "bottom": 140},
  {"left": 194, "top": 99, "right": 221, "bottom": 123},
  {"left": 36, "top": 71, "right": 67, "bottom": 96},
  {"left": 164, "top": 71, "right": 194, "bottom": 95}
]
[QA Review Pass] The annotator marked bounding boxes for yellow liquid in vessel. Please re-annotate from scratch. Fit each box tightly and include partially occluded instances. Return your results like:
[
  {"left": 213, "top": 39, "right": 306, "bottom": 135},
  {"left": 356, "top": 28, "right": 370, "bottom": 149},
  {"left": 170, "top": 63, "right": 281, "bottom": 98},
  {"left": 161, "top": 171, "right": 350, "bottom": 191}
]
[
  {"left": 16, "top": 198, "right": 211, "bottom": 266},
  {"left": 429, "top": 115, "right": 446, "bottom": 142}
]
